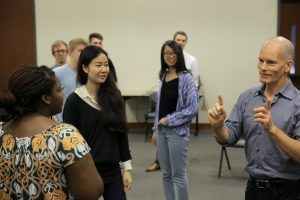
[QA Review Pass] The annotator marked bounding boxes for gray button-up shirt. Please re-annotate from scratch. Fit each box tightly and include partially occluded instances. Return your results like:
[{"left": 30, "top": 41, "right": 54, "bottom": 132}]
[{"left": 225, "top": 79, "right": 300, "bottom": 180}]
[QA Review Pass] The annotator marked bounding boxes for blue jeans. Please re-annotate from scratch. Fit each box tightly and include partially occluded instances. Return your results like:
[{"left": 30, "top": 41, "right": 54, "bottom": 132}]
[{"left": 157, "top": 126, "right": 190, "bottom": 200}]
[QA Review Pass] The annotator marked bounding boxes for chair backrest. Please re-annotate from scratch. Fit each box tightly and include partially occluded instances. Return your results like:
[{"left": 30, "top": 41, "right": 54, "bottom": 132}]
[{"left": 148, "top": 91, "right": 158, "bottom": 113}]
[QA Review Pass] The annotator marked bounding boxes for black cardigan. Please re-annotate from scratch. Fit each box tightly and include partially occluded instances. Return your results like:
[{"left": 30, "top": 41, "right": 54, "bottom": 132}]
[{"left": 63, "top": 92, "right": 132, "bottom": 183}]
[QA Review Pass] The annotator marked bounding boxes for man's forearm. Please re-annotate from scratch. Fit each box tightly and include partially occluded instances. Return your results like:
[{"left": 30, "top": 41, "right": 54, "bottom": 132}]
[{"left": 214, "top": 126, "right": 229, "bottom": 144}]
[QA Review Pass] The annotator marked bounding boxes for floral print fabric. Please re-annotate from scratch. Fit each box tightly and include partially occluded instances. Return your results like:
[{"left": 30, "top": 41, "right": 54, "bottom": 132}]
[{"left": 0, "top": 122, "right": 90, "bottom": 200}]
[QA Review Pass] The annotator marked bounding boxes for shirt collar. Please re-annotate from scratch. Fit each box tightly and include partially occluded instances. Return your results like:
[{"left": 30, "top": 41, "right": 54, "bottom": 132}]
[
  {"left": 254, "top": 79, "right": 293, "bottom": 100},
  {"left": 75, "top": 85, "right": 89, "bottom": 97},
  {"left": 75, "top": 85, "right": 100, "bottom": 110}
]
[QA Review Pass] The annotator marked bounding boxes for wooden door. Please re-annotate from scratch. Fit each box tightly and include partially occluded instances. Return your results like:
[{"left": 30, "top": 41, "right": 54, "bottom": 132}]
[
  {"left": 0, "top": 0, "right": 36, "bottom": 89},
  {"left": 279, "top": 0, "right": 300, "bottom": 88}
]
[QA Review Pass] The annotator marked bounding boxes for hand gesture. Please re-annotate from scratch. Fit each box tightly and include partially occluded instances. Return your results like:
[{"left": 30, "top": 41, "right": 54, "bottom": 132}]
[
  {"left": 253, "top": 99, "right": 275, "bottom": 133},
  {"left": 208, "top": 95, "right": 227, "bottom": 130}
]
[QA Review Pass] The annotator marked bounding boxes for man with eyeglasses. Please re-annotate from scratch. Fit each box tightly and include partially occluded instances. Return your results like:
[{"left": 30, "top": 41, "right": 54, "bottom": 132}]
[
  {"left": 53, "top": 38, "right": 88, "bottom": 121},
  {"left": 50, "top": 40, "right": 68, "bottom": 69}
]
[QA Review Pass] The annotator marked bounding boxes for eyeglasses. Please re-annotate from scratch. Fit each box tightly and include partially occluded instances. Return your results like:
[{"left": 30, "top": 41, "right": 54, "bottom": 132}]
[
  {"left": 54, "top": 49, "right": 67, "bottom": 54},
  {"left": 163, "top": 52, "right": 176, "bottom": 57}
]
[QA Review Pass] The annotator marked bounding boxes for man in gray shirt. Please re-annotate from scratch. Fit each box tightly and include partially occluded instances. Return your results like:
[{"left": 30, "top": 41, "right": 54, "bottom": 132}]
[{"left": 208, "top": 36, "right": 300, "bottom": 200}]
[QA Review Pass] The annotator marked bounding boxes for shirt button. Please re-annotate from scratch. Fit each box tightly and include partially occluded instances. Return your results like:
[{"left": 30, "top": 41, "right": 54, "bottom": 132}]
[{"left": 256, "top": 149, "right": 259, "bottom": 152}]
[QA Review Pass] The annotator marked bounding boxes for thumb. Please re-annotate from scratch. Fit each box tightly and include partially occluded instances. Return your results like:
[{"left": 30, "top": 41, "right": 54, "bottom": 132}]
[{"left": 265, "top": 99, "right": 271, "bottom": 110}]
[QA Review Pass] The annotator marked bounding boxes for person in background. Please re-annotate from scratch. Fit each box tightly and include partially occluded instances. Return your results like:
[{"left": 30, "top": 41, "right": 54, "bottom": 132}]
[
  {"left": 0, "top": 65, "right": 103, "bottom": 199},
  {"left": 89, "top": 32, "right": 118, "bottom": 82},
  {"left": 89, "top": 32, "right": 103, "bottom": 48},
  {"left": 53, "top": 38, "right": 88, "bottom": 121},
  {"left": 146, "top": 31, "right": 201, "bottom": 172},
  {"left": 208, "top": 36, "right": 300, "bottom": 200},
  {"left": 152, "top": 40, "right": 198, "bottom": 200},
  {"left": 63, "top": 46, "right": 133, "bottom": 200},
  {"left": 50, "top": 40, "right": 68, "bottom": 69},
  {"left": 174, "top": 31, "right": 200, "bottom": 88}
]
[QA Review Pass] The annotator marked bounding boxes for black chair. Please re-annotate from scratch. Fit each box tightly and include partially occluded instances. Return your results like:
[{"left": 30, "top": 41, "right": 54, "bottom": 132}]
[
  {"left": 218, "top": 138, "right": 245, "bottom": 177},
  {"left": 144, "top": 91, "right": 158, "bottom": 142}
]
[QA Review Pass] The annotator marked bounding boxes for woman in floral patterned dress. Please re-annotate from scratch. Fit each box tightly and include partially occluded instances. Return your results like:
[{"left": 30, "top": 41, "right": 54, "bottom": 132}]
[{"left": 0, "top": 65, "right": 103, "bottom": 200}]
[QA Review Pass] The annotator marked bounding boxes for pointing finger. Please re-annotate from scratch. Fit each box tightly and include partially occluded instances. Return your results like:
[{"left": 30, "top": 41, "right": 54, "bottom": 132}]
[{"left": 218, "top": 95, "right": 223, "bottom": 106}]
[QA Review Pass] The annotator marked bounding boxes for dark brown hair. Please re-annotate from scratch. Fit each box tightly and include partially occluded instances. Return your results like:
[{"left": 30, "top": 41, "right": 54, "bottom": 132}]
[
  {"left": 173, "top": 31, "right": 188, "bottom": 41},
  {"left": 89, "top": 32, "right": 103, "bottom": 42},
  {"left": 159, "top": 40, "right": 187, "bottom": 80}
]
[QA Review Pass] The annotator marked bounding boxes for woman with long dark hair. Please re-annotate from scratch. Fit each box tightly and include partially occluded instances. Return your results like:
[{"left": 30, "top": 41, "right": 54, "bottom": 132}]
[
  {"left": 63, "top": 46, "right": 132, "bottom": 200},
  {"left": 152, "top": 40, "right": 199, "bottom": 200},
  {"left": 0, "top": 65, "right": 103, "bottom": 199}
]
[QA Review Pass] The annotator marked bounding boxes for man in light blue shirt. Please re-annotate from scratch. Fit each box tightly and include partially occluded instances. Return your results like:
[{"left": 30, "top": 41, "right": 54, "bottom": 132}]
[
  {"left": 53, "top": 38, "right": 88, "bottom": 121},
  {"left": 208, "top": 36, "right": 300, "bottom": 200}
]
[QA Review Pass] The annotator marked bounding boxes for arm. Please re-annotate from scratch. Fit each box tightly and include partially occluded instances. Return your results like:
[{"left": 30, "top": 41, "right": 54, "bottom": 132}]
[
  {"left": 269, "top": 127, "right": 300, "bottom": 163},
  {"left": 57, "top": 124, "right": 103, "bottom": 199},
  {"left": 118, "top": 131, "right": 133, "bottom": 192},
  {"left": 254, "top": 100, "right": 300, "bottom": 163},
  {"left": 66, "top": 153, "right": 104, "bottom": 200},
  {"left": 151, "top": 131, "right": 157, "bottom": 146}
]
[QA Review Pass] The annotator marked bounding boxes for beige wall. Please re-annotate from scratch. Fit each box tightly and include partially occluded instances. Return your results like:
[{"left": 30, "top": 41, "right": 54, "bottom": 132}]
[{"left": 35, "top": 0, "right": 278, "bottom": 123}]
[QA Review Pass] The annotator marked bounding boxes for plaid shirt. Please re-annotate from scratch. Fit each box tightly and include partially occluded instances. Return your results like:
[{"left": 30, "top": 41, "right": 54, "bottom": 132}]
[{"left": 153, "top": 71, "right": 199, "bottom": 136}]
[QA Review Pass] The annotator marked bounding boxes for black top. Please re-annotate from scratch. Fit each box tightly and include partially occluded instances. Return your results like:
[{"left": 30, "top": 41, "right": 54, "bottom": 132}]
[
  {"left": 63, "top": 93, "right": 132, "bottom": 183},
  {"left": 159, "top": 78, "right": 179, "bottom": 120}
]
